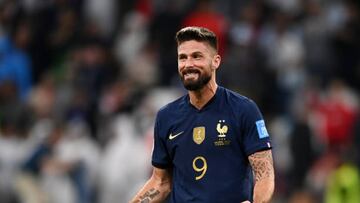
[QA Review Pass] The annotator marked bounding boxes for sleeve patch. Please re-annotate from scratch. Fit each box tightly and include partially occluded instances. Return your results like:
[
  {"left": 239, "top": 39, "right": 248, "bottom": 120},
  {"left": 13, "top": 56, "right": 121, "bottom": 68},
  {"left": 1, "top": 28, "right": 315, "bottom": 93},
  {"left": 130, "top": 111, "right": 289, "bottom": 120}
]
[{"left": 255, "top": 120, "right": 269, "bottom": 139}]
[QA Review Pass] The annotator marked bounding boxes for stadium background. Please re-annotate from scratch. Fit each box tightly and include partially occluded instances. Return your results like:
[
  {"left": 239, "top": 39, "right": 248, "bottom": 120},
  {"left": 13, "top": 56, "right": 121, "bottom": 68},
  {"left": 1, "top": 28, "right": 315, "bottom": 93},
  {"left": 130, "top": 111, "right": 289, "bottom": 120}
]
[{"left": 0, "top": 0, "right": 359, "bottom": 202}]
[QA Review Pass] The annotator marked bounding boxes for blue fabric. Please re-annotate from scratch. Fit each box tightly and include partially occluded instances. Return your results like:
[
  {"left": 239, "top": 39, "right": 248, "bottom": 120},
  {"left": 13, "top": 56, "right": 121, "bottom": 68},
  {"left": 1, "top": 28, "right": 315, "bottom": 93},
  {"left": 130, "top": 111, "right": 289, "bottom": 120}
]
[
  {"left": 0, "top": 36, "right": 32, "bottom": 100},
  {"left": 22, "top": 143, "right": 51, "bottom": 174},
  {"left": 152, "top": 86, "right": 272, "bottom": 203},
  {"left": 70, "top": 162, "right": 92, "bottom": 203}
]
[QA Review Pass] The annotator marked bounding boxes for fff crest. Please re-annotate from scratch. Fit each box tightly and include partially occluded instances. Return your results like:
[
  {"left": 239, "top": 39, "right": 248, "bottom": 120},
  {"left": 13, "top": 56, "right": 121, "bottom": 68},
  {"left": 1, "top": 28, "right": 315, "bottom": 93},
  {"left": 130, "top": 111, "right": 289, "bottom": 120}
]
[
  {"left": 193, "top": 126, "right": 205, "bottom": 144},
  {"left": 216, "top": 120, "right": 228, "bottom": 137}
]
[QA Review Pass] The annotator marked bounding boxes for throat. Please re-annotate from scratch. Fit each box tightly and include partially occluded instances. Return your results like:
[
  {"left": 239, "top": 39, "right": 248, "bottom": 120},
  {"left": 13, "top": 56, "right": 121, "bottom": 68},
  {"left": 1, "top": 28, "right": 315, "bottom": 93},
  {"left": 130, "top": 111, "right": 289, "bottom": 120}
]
[
  {"left": 190, "top": 97, "right": 206, "bottom": 110},
  {"left": 189, "top": 84, "right": 218, "bottom": 110}
]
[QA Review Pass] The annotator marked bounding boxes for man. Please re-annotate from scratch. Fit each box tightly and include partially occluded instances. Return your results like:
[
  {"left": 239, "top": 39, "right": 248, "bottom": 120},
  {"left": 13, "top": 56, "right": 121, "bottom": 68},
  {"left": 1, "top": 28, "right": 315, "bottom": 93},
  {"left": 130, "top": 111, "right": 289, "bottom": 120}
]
[{"left": 130, "top": 27, "right": 274, "bottom": 203}]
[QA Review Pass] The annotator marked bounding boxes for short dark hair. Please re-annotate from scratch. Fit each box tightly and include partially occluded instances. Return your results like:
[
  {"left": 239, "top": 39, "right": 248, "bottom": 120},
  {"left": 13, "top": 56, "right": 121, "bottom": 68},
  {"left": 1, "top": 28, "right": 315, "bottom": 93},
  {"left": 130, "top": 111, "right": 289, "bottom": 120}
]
[{"left": 175, "top": 26, "right": 218, "bottom": 52}]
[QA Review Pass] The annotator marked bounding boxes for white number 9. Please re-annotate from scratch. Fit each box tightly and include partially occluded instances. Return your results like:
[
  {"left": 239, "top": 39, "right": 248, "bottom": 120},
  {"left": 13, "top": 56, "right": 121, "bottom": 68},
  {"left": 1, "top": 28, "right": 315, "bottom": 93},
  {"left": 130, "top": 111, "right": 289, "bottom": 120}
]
[{"left": 192, "top": 156, "right": 207, "bottom": 180}]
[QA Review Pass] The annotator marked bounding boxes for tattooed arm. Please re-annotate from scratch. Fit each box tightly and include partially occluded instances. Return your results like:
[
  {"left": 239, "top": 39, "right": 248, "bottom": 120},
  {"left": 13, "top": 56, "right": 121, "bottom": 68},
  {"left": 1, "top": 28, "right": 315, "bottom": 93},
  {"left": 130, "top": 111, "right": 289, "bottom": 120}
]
[
  {"left": 130, "top": 167, "right": 172, "bottom": 203},
  {"left": 248, "top": 149, "right": 275, "bottom": 203}
]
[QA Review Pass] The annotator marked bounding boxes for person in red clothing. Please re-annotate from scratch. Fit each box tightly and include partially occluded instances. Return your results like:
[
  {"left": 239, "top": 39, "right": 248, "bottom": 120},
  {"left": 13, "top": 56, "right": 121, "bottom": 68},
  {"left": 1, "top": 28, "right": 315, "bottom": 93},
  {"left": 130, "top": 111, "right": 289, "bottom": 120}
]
[
  {"left": 182, "top": 0, "right": 228, "bottom": 57},
  {"left": 311, "top": 80, "right": 358, "bottom": 149}
]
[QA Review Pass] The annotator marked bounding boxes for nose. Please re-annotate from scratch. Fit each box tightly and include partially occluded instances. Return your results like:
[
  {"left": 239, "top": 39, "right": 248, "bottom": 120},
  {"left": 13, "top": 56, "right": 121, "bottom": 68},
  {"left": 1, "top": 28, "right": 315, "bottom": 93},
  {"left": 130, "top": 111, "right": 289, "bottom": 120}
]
[{"left": 184, "top": 58, "right": 195, "bottom": 69}]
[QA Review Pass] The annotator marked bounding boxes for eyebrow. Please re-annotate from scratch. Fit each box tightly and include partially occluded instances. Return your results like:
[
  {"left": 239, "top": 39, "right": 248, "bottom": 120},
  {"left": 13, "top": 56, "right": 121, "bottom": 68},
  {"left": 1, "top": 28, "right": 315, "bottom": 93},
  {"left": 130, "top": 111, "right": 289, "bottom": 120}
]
[
  {"left": 191, "top": 51, "right": 203, "bottom": 55},
  {"left": 178, "top": 51, "right": 203, "bottom": 57}
]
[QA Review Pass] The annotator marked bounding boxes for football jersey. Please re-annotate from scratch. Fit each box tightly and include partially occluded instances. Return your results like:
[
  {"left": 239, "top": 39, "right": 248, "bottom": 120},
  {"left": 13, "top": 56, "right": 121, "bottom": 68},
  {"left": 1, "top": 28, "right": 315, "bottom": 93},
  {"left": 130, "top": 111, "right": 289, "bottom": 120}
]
[{"left": 152, "top": 86, "right": 272, "bottom": 203}]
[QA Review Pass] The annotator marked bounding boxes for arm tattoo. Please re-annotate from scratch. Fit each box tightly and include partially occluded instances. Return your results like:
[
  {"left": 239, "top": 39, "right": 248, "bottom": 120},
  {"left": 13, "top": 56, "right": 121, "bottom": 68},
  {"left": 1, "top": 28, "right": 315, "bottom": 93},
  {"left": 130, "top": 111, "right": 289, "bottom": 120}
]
[
  {"left": 138, "top": 188, "right": 160, "bottom": 203},
  {"left": 248, "top": 150, "right": 274, "bottom": 182}
]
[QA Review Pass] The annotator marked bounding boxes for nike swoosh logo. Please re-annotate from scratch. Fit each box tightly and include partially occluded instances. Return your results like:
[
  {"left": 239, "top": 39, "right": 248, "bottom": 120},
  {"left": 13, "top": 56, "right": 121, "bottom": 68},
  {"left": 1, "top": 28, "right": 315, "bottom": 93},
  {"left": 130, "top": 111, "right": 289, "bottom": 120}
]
[{"left": 169, "top": 131, "right": 184, "bottom": 140}]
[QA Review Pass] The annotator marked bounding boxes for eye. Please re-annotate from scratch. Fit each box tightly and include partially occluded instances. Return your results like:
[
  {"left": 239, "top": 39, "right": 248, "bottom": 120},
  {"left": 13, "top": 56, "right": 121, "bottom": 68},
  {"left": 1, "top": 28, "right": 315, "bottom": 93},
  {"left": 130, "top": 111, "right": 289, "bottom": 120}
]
[
  {"left": 178, "top": 54, "right": 187, "bottom": 61},
  {"left": 192, "top": 53, "right": 203, "bottom": 60}
]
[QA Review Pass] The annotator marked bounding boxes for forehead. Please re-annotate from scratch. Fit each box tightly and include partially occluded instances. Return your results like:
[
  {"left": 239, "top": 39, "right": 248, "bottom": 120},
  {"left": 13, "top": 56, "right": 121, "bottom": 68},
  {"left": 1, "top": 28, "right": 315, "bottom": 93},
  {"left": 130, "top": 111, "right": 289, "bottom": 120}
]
[{"left": 177, "top": 40, "right": 214, "bottom": 55}]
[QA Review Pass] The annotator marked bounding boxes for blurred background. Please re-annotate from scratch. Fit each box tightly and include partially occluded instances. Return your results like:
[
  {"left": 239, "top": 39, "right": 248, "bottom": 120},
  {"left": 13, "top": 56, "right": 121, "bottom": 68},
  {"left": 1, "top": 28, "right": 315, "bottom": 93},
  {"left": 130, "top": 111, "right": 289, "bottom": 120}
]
[{"left": 0, "top": 0, "right": 360, "bottom": 202}]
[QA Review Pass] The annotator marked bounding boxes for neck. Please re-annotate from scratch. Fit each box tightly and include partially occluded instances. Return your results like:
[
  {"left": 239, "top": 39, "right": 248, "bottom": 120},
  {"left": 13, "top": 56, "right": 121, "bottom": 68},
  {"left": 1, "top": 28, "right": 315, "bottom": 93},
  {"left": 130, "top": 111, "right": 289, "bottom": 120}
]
[{"left": 188, "top": 80, "right": 218, "bottom": 110}]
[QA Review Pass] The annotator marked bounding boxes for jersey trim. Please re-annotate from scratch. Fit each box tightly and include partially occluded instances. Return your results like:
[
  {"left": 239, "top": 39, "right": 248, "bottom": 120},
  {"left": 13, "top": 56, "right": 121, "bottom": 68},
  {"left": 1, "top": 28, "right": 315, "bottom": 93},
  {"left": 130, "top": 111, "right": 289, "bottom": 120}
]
[{"left": 152, "top": 161, "right": 172, "bottom": 169}]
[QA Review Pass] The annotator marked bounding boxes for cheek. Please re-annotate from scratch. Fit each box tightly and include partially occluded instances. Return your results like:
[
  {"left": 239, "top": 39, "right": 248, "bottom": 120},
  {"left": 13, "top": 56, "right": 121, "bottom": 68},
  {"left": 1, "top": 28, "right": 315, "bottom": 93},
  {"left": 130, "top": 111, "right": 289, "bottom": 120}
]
[
  {"left": 178, "top": 63, "right": 184, "bottom": 72},
  {"left": 209, "top": 61, "right": 216, "bottom": 70}
]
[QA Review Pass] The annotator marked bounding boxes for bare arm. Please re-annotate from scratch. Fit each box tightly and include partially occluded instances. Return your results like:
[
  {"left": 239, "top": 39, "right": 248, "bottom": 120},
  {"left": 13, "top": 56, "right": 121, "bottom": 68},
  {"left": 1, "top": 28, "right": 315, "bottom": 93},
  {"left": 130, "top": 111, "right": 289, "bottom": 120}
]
[
  {"left": 129, "top": 167, "right": 172, "bottom": 203},
  {"left": 248, "top": 149, "right": 275, "bottom": 203}
]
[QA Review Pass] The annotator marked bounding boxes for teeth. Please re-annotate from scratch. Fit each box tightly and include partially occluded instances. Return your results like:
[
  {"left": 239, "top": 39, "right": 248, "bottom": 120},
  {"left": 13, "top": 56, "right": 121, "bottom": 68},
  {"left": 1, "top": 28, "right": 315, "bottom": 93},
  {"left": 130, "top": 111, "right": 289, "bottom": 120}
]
[{"left": 184, "top": 72, "right": 198, "bottom": 80}]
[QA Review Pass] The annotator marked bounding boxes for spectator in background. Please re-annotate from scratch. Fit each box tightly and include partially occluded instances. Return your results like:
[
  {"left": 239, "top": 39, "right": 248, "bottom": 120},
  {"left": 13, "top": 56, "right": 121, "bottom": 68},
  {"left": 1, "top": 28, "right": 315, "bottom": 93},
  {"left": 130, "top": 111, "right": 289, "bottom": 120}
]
[
  {"left": 304, "top": 79, "right": 358, "bottom": 202},
  {"left": 288, "top": 85, "right": 316, "bottom": 192},
  {"left": 0, "top": 106, "right": 30, "bottom": 203},
  {"left": 310, "top": 80, "right": 358, "bottom": 150},
  {"left": 148, "top": 1, "right": 183, "bottom": 86},
  {"left": 259, "top": 9, "right": 305, "bottom": 114},
  {"left": 0, "top": 18, "right": 32, "bottom": 101},
  {"left": 19, "top": 119, "right": 100, "bottom": 203},
  {"left": 302, "top": 0, "right": 337, "bottom": 85},
  {"left": 353, "top": 111, "right": 360, "bottom": 171},
  {"left": 48, "top": 7, "right": 81, "bottom": 75},
  {"left": 98, "top": 115, "right": 149, "bottom": 203},
  {"left": 182, "top": 0, "right": 228, "bottom": 57},
  {"left": 83, "top": 0, "right": 117, "bottom": 39},
  {"left": 18, "top": 122, "right": 66, "bottom": 203},
  {"left": 66, "top": 38, "right": 119, "bottom": 139},
  {"left": 332, "top": 0, "right": 360, "bottom": 91},
  {"left": 219, "top": 1, "right": 274, "bottom": 112},
  {"left": 325, "top": 161, "right": 360, "bottom": 203},
  {"left": 27, "top": 0, "right": 85, "bottom": 84},
  {"left": 114, "top": 10, "right": 159, "bottom": 89}
]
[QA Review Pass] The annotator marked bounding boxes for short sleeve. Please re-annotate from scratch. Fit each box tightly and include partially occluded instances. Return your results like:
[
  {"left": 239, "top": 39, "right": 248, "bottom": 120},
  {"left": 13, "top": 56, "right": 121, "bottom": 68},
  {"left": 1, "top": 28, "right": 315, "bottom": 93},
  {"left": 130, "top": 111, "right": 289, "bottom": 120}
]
[
  {"left": 151, "top": 113, "right": 172, "bottom": 169},
  {"left": 240, "top": 100, "right": 272, "bottom": 156}
]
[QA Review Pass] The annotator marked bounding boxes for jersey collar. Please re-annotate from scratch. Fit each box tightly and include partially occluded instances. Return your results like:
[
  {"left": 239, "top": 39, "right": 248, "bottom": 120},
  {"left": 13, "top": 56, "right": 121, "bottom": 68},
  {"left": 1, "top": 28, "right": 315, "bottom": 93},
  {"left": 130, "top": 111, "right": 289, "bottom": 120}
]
[{"left": 186, "top": 86, "right": 222, "bottom": 112}]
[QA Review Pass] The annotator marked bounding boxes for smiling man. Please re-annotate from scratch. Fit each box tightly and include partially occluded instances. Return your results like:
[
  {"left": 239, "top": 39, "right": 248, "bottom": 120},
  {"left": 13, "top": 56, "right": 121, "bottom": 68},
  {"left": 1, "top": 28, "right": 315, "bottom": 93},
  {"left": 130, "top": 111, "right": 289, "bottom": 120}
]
[{"left": 130, "top": 26, "right": 274, "bottom": 203}]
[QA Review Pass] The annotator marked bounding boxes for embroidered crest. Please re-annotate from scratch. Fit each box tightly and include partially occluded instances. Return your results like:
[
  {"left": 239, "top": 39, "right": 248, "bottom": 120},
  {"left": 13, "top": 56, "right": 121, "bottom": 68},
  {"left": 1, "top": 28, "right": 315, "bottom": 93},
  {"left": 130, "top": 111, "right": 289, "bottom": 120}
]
[
  {"left": 216, "top": 120, "right": 228, "bottom": 137},
  {"left": 193, "top": 127, "right": 205, "bottom": 144}
]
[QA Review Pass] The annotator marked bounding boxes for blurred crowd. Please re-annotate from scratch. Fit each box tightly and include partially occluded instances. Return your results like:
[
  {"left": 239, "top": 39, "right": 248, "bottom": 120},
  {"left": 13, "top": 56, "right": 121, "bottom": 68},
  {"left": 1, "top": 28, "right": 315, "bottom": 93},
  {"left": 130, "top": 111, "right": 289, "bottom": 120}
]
[{"left": 0, "top": 0, "right": 360, "bottom": 202}]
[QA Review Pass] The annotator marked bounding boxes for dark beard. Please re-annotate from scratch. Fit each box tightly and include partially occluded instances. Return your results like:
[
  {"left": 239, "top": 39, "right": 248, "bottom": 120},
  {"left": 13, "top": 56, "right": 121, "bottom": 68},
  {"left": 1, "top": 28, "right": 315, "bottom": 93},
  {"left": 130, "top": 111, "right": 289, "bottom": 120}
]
[{"left": 180, "top": 71, "right": 211, "bottom": 91}]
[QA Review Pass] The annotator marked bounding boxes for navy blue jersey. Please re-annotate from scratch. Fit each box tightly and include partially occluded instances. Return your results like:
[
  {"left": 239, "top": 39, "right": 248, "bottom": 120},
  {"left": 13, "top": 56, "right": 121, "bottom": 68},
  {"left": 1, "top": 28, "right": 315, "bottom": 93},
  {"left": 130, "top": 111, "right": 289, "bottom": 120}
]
[{"left": 152, "top": 86, "right": 272, "bottom": 203}]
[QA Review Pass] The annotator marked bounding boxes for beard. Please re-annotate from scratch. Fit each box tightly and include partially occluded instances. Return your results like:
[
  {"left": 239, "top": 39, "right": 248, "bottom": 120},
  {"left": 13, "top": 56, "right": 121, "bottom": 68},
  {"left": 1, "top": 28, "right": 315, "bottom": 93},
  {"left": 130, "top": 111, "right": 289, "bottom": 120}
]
[{"left": 180, "top": 69, "right": 212, "bottom": 91}]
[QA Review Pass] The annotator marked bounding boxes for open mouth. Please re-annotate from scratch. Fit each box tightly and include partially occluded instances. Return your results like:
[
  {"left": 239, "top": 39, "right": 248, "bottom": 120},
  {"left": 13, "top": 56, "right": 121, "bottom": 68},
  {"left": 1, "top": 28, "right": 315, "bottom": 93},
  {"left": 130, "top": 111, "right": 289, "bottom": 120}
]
[{"left": 183, "top": 69, "right": 200, "bottom": 80}]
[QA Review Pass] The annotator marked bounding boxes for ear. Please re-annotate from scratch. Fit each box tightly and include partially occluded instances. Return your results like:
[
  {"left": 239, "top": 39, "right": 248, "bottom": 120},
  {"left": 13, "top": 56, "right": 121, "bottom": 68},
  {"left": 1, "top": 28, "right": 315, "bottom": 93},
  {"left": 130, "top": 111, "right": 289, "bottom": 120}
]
[{"left": 212, "top": 54, "right": 221, "bottom": 70}]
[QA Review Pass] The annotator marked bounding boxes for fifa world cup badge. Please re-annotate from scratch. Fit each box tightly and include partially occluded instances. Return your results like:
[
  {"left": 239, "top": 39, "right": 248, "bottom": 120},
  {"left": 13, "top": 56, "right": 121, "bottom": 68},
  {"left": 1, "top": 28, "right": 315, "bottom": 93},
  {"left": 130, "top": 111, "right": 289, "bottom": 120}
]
[{"left": 193, "top": 127, "right": 205, "bottom": 144}]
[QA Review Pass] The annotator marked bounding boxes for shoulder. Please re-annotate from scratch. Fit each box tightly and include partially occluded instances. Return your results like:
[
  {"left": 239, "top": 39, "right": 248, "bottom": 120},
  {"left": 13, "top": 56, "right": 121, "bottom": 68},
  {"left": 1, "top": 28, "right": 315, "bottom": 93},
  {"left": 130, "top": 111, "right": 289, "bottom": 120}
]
[
  {"left": 156, "top": 94, "right": 187, "bottom": 120},
  {"left": 220, "top": 87, "right": 264, "bottom": 125},
  {"left": 221, "top": 87, "right": 259, "bottom": 112}
]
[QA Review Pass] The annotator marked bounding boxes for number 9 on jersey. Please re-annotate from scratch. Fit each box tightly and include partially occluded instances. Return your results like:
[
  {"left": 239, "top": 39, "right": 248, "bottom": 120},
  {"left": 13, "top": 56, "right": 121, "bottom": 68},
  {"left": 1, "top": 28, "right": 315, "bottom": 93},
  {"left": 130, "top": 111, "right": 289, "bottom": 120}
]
[{"left": 192, "top": 156, "right": 207, "bottom": 180}]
